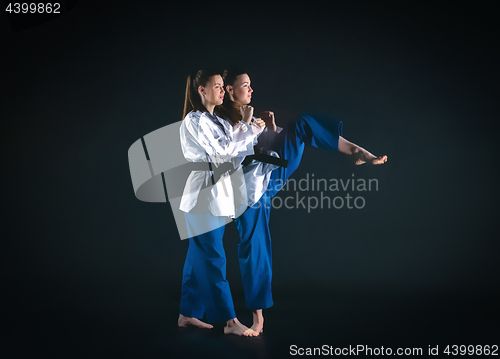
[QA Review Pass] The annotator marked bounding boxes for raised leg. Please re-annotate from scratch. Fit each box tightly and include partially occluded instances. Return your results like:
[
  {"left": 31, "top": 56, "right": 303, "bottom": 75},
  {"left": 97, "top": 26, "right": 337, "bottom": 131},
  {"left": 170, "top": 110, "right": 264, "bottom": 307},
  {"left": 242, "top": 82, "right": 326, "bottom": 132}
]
[{"left": 267, "top": 114, "right": 343, "bottom": 197}]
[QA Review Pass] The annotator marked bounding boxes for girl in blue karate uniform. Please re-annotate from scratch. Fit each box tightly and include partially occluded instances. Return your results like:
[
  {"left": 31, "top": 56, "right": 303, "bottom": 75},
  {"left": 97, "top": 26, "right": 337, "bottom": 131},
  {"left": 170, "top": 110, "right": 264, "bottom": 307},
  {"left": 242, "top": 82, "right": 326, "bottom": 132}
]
[
  {"left": 178, "top": 69, "right": 387, "bottom": 336},
  {"left": 214, "top": 69, "right": 388, "bottom": 335}
]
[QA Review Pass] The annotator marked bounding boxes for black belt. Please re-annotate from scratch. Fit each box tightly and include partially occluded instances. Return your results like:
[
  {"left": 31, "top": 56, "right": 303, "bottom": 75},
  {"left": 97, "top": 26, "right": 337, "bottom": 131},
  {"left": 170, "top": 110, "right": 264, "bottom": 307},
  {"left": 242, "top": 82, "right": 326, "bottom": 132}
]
[
  {"left": 188, "top": 154, "right": 288, "bottom": 171},
  {"left": 242, "top": 153, "right": 288, "bottom": 168},
  {"left": 163, "top": 154, "right": 287, "bottom": 199}
]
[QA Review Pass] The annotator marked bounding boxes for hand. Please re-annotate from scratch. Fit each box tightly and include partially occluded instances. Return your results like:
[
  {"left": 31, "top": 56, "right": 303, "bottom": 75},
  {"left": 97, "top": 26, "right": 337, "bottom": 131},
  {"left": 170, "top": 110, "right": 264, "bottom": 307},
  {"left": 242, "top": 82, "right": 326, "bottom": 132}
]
[
  {"left": 240, "top": 105, "right": 254, "bottom": 124},
  {"left": 259, "top": 111, "right": 277, "bottom": 131},
  {"left": 252, "top": 118, "right": 266, "bottom": 129}
]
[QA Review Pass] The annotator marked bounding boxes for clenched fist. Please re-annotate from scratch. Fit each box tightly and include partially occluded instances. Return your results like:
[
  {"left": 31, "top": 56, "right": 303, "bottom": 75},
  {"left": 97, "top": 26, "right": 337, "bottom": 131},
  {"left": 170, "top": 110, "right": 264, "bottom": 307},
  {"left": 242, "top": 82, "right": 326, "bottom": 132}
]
[
  {"left": 240, "top": 105, "right": 254, "bottom": 124},
  {"left": 259, "top": 111, "right": 277, "bottom": 131},
  {"left": 252, "top": 118, "right": 266, "bottom": 129}
]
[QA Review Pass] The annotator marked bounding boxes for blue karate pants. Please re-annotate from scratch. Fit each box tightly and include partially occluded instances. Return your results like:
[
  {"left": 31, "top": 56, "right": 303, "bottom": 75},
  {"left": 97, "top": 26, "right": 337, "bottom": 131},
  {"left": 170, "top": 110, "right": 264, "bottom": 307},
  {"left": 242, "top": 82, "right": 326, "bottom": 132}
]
[
  {"left": 180, "top": 212, "right": 235, "bottom": 323},
  {"left": 179, "top": 114, "right": 343, "bottom": 323},
  {"left": 233, "top": 188, "right": 274, "bottom": 311},
  {"left": 267, "top": 114, "right": 343, "bottom": 198}
]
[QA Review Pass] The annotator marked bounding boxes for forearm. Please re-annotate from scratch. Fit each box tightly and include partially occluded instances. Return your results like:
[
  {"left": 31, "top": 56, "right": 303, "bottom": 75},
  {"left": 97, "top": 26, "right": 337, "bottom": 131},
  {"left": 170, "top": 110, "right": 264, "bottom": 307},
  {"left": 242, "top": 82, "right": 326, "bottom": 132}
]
[{"left": 198, "top": 119, "right": 253, "bottom": 159}]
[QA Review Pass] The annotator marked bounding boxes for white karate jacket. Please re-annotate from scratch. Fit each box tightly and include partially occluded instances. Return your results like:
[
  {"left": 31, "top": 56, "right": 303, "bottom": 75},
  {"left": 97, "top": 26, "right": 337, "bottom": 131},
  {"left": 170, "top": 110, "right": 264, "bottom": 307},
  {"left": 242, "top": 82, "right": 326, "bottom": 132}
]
[
  {"left": 179, "top": 110, "right": 283, "bottom": 217},
  {"left": 178, "top": 110, "right": 256, "bottom": 217}
]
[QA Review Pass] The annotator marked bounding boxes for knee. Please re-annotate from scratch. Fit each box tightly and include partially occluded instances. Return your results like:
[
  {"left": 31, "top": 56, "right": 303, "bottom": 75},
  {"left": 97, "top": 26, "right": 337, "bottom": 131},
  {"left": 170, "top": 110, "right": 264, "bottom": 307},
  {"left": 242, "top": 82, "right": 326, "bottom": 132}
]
[
  {"left": 289, "top": 114, "right": 313, "bottom": 138},
  {"left": 293, "top": 114, "right": 312, "bottom": 127},
  {"left": 210, "top": 256, "right": 227, "bottom": 269}
]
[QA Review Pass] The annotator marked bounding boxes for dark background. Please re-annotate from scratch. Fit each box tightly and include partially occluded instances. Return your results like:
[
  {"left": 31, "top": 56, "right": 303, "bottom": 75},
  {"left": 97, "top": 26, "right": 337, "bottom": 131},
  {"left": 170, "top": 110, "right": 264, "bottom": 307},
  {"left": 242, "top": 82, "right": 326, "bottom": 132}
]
[{"left": 2, "top": 1, "right": 499, "bottom": 358}]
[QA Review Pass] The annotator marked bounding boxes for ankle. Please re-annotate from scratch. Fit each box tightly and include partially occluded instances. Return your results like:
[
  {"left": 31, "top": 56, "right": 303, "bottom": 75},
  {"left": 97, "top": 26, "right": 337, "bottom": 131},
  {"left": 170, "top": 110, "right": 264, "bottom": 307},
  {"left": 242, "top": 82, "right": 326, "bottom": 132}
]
[{"left": 252, "top": 311, "right": 264, "bottom": 321}]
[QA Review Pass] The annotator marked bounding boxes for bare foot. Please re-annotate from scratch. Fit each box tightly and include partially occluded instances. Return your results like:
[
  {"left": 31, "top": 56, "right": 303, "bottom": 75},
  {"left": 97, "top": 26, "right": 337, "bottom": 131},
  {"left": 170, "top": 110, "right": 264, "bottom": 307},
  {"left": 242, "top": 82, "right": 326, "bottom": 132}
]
[
  {"left": 352, "top": 147, "right": 388, "bottom": 165},
  {"left": 178, "top": 314, "right": 213, "bottom": 329},
  {"left": 250, "top": 309, "right": 264, "bottom": 335},
  {"left": 224, "top": 318, "right": 258, "bottom": 337}
]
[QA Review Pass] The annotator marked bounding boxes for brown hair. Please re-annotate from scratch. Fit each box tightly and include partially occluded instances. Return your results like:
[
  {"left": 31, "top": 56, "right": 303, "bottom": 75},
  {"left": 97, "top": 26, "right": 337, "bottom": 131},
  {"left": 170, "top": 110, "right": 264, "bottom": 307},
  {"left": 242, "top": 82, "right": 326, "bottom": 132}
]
[
  {"left": 214, "top": 68, "right": 247, "bottom": 125},
  {"left": 182, "top": 69, "right": 221, "bottom": 119}
]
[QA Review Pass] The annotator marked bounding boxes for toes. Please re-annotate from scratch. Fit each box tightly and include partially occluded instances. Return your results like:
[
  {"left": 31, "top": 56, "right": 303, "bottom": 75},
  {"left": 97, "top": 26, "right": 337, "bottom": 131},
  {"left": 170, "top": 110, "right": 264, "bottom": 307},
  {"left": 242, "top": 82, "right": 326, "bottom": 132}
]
[{"left": 243, "top": 329, "right": 255, "bottom": 336}]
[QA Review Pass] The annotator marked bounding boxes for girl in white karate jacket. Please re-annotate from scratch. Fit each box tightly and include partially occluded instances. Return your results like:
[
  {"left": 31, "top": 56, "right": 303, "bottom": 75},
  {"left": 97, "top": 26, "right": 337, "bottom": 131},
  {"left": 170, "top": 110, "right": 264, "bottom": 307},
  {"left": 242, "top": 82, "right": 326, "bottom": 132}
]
[{"left": 177, "top": 69, "right": 268, "bottom": 336}]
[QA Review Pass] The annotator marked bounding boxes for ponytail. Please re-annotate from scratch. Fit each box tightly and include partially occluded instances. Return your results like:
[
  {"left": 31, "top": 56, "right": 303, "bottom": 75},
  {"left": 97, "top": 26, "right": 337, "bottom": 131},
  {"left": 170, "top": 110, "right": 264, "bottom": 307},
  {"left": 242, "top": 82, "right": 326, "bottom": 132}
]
[
  {"left": 182, "top": 69, "right": 221, "bottom": 120},
  {"left": 182, "top": 73, "right": 194, "bottom": 119}
]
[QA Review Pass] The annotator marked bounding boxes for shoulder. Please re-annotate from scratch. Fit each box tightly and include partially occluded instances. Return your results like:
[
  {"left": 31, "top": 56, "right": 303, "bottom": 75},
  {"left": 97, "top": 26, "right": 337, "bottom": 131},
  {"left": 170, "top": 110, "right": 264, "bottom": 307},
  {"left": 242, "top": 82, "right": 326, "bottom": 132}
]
[
  {"left": 181, "top": 111, "right": 204, "bottom": 139},
  {"left": 199, "top": 112, "right": 223, "bottom": 127},
  {"left": 184, "top": 110, "right": 202, "bottom": 123},
  {"left": 197, "top": 112, "right": 219, "bottom": 135},
  {"left": 198, "top": 111, "right": 211, "bottom": 125},
  {"left": 182, "top": 110, "right": 203, "bottom": 129}
]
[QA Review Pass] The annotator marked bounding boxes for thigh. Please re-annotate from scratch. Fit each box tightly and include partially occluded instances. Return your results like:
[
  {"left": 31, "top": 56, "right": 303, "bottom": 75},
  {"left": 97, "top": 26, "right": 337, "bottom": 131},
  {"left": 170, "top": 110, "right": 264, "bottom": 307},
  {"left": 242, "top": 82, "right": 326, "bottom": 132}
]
[
  {"left": 184, "top": 211, "right": 227, "bottom": 241},
  {"left": 233, "top": 191, "right": 271, "bottom": 243},
  {"left": 267, "top": 114, "right": 343, "bottom": 198}
]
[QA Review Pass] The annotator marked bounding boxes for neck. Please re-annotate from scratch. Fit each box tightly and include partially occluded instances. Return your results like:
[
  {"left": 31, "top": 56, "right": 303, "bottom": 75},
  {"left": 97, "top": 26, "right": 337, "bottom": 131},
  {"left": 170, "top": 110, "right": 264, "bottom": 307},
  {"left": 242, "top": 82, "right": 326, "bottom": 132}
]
[
  {"left": 205, "top": 104, "right": 215, "bottom": 114},
  {"left": 201, "top": 100, "right": 215, "bottom": 115}
]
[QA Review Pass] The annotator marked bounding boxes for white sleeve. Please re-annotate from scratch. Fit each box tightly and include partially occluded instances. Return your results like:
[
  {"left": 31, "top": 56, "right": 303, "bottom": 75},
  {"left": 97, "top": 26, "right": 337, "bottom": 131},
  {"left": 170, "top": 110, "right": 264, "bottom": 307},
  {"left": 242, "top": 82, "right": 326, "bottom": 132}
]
[
  {"left": 237, "top": 120, "right": 259, "bottom": 147},
  {"left": 198, "top": 115, "right": 255, "bottom": 161},
  {"left": 179, "top": 113, "right": 202, "bottom": 162},
  {"left": 255, "top": 125, "right": 283, "bottom": 150},
  {"left": 232, "top": 120, "right": 263, "bottom": 143}
]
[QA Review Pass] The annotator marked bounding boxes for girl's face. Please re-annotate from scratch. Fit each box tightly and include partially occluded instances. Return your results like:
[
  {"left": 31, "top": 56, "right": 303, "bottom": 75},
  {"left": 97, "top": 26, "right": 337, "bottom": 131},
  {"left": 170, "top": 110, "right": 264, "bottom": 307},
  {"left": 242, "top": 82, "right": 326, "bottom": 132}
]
[
  {"left": 226, "top": 74, "right": 253, "bottom": 106},
  {"left": 200, "top": 75, "right": 225, "bottom": 107}
]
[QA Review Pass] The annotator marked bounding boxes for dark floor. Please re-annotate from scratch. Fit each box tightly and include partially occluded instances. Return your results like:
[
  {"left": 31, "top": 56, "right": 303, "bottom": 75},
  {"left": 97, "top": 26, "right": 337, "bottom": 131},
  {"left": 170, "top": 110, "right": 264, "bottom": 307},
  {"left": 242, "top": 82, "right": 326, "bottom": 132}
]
[{"left": 3, "top": 289, "right": 499, "bottom": 358}]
